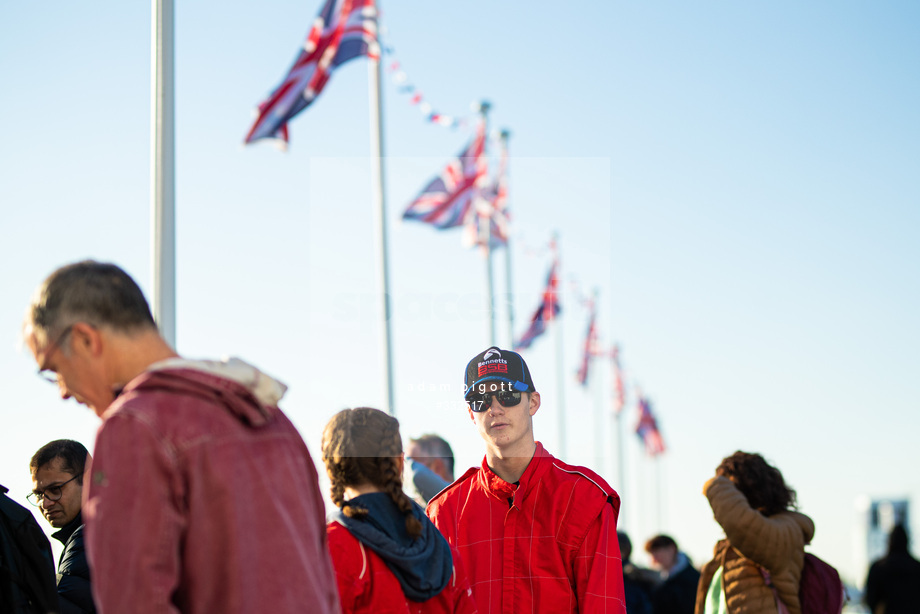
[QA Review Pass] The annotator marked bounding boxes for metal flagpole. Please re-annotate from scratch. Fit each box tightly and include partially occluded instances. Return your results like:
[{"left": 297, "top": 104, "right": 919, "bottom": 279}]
[
  {"left": 478, "top": 101, "right": 496, "bottom": 346},
  {"left": 590, "top": 293, "right": 604, "bottom": 467},
  {"left": 369, "top": 10, "right": 396, "bottom": 416},
  {"left": 552, "top": 234, "right": 566, "bottom": 459},
  {"left": 151, "top": 0, "right": 176, "bottom": 347},
  {"left": 500, "top": 130, "right": 515, "bottom": 349}
]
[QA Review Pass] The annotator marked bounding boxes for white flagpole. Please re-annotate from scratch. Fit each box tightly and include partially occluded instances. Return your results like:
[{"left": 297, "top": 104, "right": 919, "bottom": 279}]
[
  {"left": 368, "top": 14, "right": 396, "bottom": 416},
  {"left": 553, "top": 234, "right": 566, "bottom": 459},
  {"left": 151, "top": 0, "right": 176, "bottom": 347},
  {"left": 478, "top": 101, "right": 496, "bottom": 346},
  {"left": 500, "top": 130, "right": 515, "bottom": 349}
]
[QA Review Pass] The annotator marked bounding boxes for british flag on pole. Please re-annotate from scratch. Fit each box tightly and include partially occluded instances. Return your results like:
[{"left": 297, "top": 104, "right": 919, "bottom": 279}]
[
  {"left": 514, "top": 259, "right": 561, "bottom": 351},
  {"left": 636, "top": 395, "right": 666, "bottom": 456},
  {"left": 245, "top": 0, "right": 379, "bottom": 146},
  {"left": 611, "top": 344, "right": 626, "bottom": 414},
  {"left": 575, "top": 302, "right": 599, "bottom": 386},
  {"left": 402, "top": 121, "right": 487, "bottom": 229},
  {"left": 463, "top": 136, "right": 509, "bottom": 248}
]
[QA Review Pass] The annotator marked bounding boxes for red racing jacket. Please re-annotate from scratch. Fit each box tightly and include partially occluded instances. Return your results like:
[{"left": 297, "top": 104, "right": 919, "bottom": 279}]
[
  {"left": 327, "top": 522, "right": 478, "bottom": 614},
  {"left": 427, "top": 442, "right": 627, "bottom": 614}
]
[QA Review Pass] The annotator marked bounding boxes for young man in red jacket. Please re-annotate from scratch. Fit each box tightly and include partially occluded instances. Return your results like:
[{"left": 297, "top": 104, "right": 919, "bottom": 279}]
[{"left": 427, "top": 346, "right": 627, "bottom": 613}]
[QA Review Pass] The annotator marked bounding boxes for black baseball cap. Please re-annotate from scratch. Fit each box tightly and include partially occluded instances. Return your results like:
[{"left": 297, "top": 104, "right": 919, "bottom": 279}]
[{"left": 464, "top": 346, "right": 536, "bottom": 400}]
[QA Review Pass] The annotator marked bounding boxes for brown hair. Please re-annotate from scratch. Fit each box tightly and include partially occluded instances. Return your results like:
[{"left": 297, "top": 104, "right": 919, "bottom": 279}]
[
  {"left": 644, "top": 534, "right": 677, "bottom": 553},
  {"left": 322, "top": 407, "right": 422, "bottom": 539},
  {"left": 716, "top": 451, "right": 797, "bottom": 516}
]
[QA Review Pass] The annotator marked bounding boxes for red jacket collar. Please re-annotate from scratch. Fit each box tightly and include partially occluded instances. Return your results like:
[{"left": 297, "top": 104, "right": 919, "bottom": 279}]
[{"left": 477, "top": 442, "right": 553, "bottom": 502}]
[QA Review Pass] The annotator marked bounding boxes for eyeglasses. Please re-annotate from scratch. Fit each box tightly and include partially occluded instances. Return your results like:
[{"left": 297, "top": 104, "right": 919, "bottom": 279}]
[
  {"left": 36, "top": 324, "right": 75, "bottom": 384},
  {"left": 467, "top": 390, "right": 523, "bottom": 413},
  {"left": 27, "top": 472, "right": 83, "bottom": 506}
]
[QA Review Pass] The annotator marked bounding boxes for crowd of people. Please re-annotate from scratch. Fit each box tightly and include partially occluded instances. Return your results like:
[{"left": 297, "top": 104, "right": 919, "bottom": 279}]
[{"left": 1, "top": 259, "right": 918, "bottom": 613}]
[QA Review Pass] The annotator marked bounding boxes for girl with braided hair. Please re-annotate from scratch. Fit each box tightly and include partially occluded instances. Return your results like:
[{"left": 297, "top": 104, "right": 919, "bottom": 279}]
[{"left": 322, "top": 407, "right": 477, "bottom": 614}]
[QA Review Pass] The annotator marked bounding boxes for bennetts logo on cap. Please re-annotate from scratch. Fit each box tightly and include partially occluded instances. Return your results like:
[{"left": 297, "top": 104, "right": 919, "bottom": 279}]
[{"left": 478, "top": 349, "right": 508, "bottom": 376}]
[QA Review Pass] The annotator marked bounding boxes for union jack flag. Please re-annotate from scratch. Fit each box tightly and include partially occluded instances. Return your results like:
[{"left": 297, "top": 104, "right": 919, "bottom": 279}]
[
  {"left": 636, "top": 395, "right": 666, "bottom": 456},
  {"left": 244, "top": 0, "right": 379, "bottom": 146},
  {"left": 575, "top": 302, "right": 599, "bottom": 386},
  {"left": 403, "top": 121, "right": 487, "bottom": 229},
  {"left": 611, "top": 344, "right": 626, "bottom": 414},
  {"left": 463, "top": 135, "right": 509, "bottom": 248},
  {"left": 514, "top": 260, "right": 561, "bottom": 351}
]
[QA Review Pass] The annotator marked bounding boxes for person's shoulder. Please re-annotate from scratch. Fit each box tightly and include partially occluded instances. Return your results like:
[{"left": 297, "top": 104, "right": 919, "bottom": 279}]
[
  {"left": 547, "top": 458, "right": 615, "bottom": 500},
  {"left": 427, "top": 466, "right": 479, "bottom": 509}
]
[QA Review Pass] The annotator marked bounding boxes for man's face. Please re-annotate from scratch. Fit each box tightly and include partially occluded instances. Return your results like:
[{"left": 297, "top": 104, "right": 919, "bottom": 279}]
[
  {"left": 29, "top": 324, "right": 116, "bottom": 417},
  {"left": 32, "top": 457, "right": 83, "bottom": 529},
  {"left": 468, "top": 382, "right": 540, "bottom": 454},
  {"left": 407, "top": 442, "right": 451, "bottom": 483},
  {"left": 649, "top": 545, "right": 677, "bottom": 572}
]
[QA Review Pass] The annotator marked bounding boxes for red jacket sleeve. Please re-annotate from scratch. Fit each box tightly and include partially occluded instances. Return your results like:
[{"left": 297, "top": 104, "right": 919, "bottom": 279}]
[
  {"left": 574, "top": 501, "right": 627, "bottom": 614},
  {"left": 447, "top": 545, "right": 478, "bottom": 614}
]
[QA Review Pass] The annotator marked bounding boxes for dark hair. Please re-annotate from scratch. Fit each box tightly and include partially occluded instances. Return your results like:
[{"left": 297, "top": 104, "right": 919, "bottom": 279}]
[
  {"left": 644, "top": 534, "right": 677, "bottom": 553},
  {"left": 409, "top": 434, "right": 454, "bottom": 477},
  {"left": 617, "top": 531, "right": 633, "bottom": 560},
  {"left": 322, "top": 407, "right": 422, "bottom": 539},
  {"left": 30, "top": 439, "right": 89, "bottom": 485},
  {"left": 716, "top": 451, "right": 797, "bottom": 516},
  {"left": 27, "top": 260, "right": 156, "bottom": 344},
  {"left": 888, "top": 524, "right": 909, "bottom": 555}
]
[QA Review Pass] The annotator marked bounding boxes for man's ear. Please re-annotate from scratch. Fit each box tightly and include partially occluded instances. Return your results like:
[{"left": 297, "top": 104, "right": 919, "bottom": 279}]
[
  {"left": 468, "top": 407, "right": 476, "bottom": 423},
  {"left": 70, "top": 322, "right": 103, "bottom": 357},
  {"left": 528, "top": 391, "right": 541, "bottom": 417}
]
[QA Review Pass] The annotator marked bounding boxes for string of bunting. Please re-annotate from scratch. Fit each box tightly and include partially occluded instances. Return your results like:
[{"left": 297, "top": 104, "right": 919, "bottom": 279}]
[{"left": 380, "top": 29, "right": 477, "bottom": 130}]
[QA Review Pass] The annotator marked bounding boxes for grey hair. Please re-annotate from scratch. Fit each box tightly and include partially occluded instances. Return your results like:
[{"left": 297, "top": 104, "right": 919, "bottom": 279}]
[
  {"left": 409, "top": 434, "right": 454, "bottom": 477},
  {"left": 25, "top": 260, "right": 156, "bottom": 345}
]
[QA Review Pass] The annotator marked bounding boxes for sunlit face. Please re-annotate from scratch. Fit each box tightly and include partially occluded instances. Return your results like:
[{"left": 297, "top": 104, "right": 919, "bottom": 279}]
[
  {"left": 29, "top": 325, "right": 116, "bottom": 417},
  {"left": 31, "top": 457, "right": 83, "bottom": 529},
  {"left": 468, "top": 383, "right": 540, "bottom": 454}
]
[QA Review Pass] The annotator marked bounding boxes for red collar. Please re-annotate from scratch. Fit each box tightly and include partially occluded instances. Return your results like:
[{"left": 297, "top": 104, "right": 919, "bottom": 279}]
[{"left": 478, "top": 442, "right": 553, "bottom": 502}]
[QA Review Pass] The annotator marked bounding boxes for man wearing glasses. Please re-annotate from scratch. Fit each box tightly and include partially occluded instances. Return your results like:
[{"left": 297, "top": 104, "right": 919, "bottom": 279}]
[
  {"left": 22, "top": 260, "right": 340, "bottom": 614},
  {"left": 427, "top": 346, "right": 628, "bottom": 613},
  {"left": 29, "top": 439, "right": 95, "bottom": 613}
]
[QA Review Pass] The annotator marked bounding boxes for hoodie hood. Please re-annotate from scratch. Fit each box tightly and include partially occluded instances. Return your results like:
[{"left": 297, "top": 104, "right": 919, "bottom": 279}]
[
  {"left": 119, "top": 357, "right": 287, "bottom": 427},
  {"left": 332, "top": 492, "right": 452, "bottom": 602}
]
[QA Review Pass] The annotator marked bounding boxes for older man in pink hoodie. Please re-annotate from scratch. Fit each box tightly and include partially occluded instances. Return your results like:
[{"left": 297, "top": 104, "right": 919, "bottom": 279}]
[{"left": 24, "top": 260, "right": 340, "bottom": 614}]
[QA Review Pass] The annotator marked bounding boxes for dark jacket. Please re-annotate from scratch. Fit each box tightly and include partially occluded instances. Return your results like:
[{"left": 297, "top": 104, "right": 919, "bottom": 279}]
[
  {"left": 865, "top": 551, "right": 920, "bottom": 614},
  {"left": 651, "top": 554, "right": 700, "bottom": 614},
  {"left": 52, "top": 513, "right": 94, "bottom": 613},
  {"left": 0, "top": 484, "right": 59, "bottom": 614}
]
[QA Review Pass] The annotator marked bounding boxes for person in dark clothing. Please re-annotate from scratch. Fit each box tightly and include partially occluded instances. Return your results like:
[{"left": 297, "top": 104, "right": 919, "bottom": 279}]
[
  {"left": 29, "top": 439, "right": 95, "bottom": 613},
  {"left": 645, "top": 534, "right": 700, "bottom": 614},
  {"left": 1, "top": 483, "right": 59, "bottom": 614},
  {"left": 618, "top": 531, "right": 655, "bottom": 614},
  {"left": 864, "top": 523, "right": 920, "bottom": 614}
]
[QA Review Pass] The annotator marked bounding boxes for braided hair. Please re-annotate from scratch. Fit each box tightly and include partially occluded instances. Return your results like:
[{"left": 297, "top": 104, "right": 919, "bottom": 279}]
[{"left": 322, "top": 407, "right": 422, "bottom": 539}]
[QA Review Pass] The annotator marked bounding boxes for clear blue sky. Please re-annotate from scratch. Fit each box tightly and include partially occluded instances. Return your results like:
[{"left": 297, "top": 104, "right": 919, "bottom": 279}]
[{"left": 1, "top": 0, "right": 918, "bottom": 586}]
